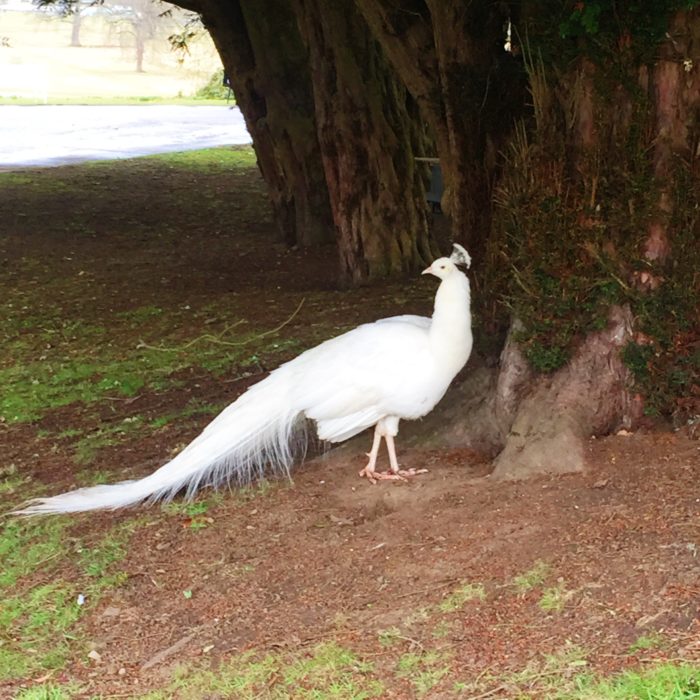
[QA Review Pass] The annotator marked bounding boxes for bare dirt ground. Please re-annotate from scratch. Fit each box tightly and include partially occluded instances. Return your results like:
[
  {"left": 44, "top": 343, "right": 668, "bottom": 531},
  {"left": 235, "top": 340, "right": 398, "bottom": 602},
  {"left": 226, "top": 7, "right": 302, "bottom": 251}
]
[{"left": 0, "top": 150, "right": 698, "bottom": 699}]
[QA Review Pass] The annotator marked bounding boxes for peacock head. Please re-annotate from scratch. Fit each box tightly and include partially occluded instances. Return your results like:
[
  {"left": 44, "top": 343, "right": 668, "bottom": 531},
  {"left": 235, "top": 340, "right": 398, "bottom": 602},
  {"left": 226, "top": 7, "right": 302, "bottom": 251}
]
[{"left": 422, "top": 243, "right": 471, "bottom": 280}]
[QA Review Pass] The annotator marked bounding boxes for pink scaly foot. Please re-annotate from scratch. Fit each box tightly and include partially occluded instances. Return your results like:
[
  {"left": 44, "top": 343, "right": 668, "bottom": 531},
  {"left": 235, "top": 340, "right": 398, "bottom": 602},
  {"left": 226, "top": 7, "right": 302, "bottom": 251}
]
[
  {"left": 358, "top": 465, "right": 409, "bottom": 484},
  {"left": 384, "top": 434, "right": 429, "bottom": 480},
  {"left": 358, "top": 425, "right": 429, "bottom": 484}
]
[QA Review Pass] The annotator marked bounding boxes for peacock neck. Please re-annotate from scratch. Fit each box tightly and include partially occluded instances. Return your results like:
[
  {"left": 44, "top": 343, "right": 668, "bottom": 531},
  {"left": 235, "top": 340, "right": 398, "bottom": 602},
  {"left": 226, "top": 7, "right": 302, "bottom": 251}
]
[{"left": 429, "top": 273, "right": 473, "bottom": 374}]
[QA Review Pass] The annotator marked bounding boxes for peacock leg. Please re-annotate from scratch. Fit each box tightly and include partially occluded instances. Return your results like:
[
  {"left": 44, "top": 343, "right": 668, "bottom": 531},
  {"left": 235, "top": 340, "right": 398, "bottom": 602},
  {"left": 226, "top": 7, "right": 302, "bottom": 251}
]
[
  {"left": 359, "top": 426, "right": 406, "bottom": 484},
  {"left": 384, "top": 434, "right": 429, "bottom": 480}
]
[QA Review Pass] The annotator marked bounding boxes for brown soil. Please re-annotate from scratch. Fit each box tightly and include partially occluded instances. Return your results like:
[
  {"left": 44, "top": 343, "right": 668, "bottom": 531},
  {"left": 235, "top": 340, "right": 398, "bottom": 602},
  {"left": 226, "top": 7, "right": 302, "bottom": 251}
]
[{"left": 1, "top": 156, "right": 698, "bottom": 699}]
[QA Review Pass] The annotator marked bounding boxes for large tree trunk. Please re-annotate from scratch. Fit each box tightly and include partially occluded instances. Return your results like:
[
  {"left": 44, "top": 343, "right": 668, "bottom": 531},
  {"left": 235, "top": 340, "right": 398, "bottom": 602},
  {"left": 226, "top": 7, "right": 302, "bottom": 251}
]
[
  {"left": 432, "top": 6, "right": 700, "bottom": 478},
  {"left": 295, "top": 0, "right": 434, "bottom": 281},
  {"left": 356, "top": 0, "right": 526, "bottom": 258},
  {"left": 192, "top": 0, "right": 334, "bottom": 248},
  {"left": 490, "top": 307, "right": 636, "bottom": 478}
]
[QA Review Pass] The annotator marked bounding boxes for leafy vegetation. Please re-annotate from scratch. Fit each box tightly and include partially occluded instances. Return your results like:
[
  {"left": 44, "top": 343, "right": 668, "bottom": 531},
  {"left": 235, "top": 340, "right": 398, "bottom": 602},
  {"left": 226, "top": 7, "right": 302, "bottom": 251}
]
[
  {"left": 556, "top": 0, "right": 700, "bottom": 65},
  {"left": 194, "top": 69, "right": 233, "bottom": 101}
]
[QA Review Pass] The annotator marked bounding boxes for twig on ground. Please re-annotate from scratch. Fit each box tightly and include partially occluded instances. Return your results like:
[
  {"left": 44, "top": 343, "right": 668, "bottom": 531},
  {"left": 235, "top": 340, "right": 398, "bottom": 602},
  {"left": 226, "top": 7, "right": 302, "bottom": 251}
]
[{"left": 137, "top": 298, "right": 305, "bottom": 352}]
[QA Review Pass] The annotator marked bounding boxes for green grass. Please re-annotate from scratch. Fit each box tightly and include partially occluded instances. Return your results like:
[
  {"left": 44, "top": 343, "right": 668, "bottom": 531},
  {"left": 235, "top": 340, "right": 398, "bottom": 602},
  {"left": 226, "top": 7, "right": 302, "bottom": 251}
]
[
  {"left": 377, "top": 626, "right": 402, "bottom": 647},
  {"left": 149, "top": 146, "right": 257, "bottom": 169},
  {"left": 454, "top": 645, "right": 700, "bottom": 700},
  {"left": 513, "top": 559, "right": 552, "bottom": 594},
  {"left": 136, "top": 642, "right": 384, "bottom": 700},
  {"left": 628, "top": 632, "right": 667, "bottom": 654},
  {"left": 0, "top": 518, "right": 69, "bottom": 589},
  {"left": 160, "top": 481, "right": 275, "bottom": 529},
  {"left": 0, "top": 464, "right": 30, "bottom": 496},
  {"left": 538, "top": 582, "right": 571, "bottom": 612},
  {"left": 396, "top": 650, "right": 451, "bottom": 696},
  {"left": 0, "top": 145, "right": 283, "bottom": 425},
  {"left": 73, "top": 416, "right": 146, "bottom": 465},
  {"left": 0, "top": 516, "right": 140, "bottom": 681},
  {"left": 0, "top": 297, "right": 310, "bottom": 425},
  {"left": 13, "top": 660, "right": 700, "bottom": 700},
  {"left": 454, "top": 644, "right": 588, "bottom": 698},
  {"left": 149, "top": 400, "right": 221, "bottom": 430},
  {"left": 161, "top": 494, "right": 224, "bottom": 530},
  {"left": 0, "top": 518, "right": 73, "bottom": 680},
  {"left": 0, "top": 316, "right": 249, "bottom": 423},
  {"left": 0, "top": 287, "right": 320, "bottom": 427},
  {"left": 13, "top": 684, "right": 79, "bottom": 700},
  {"left": 563, "top": 663, "right": 700, "bottom": 699},
  {"left": 438, "top": 581, "right": 486, "bottom": 612}
]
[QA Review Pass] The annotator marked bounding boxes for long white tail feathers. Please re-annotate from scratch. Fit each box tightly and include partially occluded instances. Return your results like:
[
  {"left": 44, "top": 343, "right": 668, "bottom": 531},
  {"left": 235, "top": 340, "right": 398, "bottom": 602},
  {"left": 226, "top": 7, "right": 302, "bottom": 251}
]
[{"left": 13, "top": 372, "right": 308, "bottom": 515}]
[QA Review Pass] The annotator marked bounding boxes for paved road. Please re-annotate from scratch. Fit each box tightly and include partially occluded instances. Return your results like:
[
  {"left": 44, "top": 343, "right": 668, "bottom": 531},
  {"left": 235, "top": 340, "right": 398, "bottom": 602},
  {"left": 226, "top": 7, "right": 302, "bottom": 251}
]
[{"left": 0, "top": 105, "right": 252, "bottom": 168}]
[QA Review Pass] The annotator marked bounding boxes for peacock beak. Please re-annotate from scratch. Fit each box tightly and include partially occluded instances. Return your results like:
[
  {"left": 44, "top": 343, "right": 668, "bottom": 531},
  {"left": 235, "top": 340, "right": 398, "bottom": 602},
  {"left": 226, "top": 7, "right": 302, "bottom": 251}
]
[{"left": 421, "top": 265, "right": 432, "bottom": 275}]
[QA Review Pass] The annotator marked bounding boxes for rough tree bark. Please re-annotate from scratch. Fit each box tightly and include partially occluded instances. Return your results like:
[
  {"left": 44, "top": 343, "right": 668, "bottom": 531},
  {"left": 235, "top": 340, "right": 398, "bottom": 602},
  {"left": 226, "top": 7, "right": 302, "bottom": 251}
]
[
  {"left": 181, "top": 0, "right": 334, "bottom": 248},
  {"left": 645, "top": 9, "right": 700, "bottom": 264},
  {"left": 295, "top": 0, "right": 435, "bottom": 280},
  {"left": 356, "top": 0, "right": 526, "bottom": 257},
  {"left": 490, "top": 307, "right": 636, "bottom": 478}
]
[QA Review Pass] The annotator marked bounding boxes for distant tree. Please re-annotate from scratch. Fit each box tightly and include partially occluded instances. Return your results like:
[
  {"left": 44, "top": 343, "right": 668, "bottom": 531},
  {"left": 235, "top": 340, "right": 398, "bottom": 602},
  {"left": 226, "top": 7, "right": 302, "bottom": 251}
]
[
  {"left": 69, "top": 2, "right": 82, "bottom": 45},
  {"left": 103, "top": 0, "right": 160, "bottom": 72}
]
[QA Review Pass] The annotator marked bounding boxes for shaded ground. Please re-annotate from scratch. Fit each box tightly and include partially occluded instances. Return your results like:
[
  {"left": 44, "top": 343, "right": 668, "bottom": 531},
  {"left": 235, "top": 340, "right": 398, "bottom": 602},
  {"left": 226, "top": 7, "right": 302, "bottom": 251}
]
[{"left": 0, "top": 149, "right": 698, "bottom": 699}]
